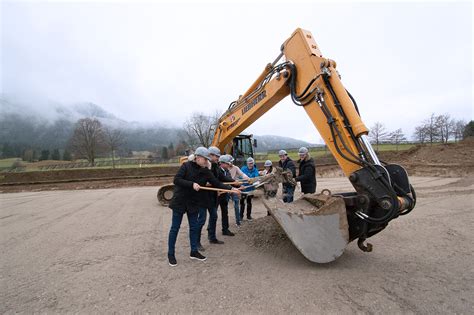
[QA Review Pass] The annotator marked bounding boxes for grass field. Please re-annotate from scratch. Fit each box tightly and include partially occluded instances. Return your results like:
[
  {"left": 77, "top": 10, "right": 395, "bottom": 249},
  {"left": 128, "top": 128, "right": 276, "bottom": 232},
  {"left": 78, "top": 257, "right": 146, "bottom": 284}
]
[
  {"left": 0, "top": 157, "right": 180, "bottom": 172},
  {"left": 0, "top": 158, "right": 19, "bottom": 168},
  {"left": 370, "top": 143, "right": 416, "bottom": 152},
  {"left": 262, "top": 143, "right": 416, "bottom": 162}
]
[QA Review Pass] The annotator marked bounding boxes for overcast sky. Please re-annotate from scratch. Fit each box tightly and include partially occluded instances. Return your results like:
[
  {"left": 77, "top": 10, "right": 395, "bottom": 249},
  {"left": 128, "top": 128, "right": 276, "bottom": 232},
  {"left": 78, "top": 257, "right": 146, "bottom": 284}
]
[{"left": 1, "top": 0, "right": 472, "bottom": 143}]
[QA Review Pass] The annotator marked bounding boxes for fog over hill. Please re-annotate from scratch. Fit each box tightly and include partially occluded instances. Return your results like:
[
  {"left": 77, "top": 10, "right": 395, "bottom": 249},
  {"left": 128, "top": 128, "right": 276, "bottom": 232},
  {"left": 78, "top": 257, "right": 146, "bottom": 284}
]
[{"left": 0, "top": 95, "right": 316, "bottom": 157}]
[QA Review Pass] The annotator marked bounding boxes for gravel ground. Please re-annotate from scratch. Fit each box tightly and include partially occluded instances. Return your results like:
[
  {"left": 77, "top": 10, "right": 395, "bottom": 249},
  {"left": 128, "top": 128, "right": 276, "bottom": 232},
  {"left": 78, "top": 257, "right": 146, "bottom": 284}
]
[{"left": 1, "top": 176, "right": 473, "bottom": 313}]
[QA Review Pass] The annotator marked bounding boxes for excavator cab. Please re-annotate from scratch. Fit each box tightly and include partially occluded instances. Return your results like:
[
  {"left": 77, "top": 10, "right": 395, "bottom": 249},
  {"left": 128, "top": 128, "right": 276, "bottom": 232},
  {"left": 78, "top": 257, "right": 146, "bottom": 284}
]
[{"left": 230, "top": 134, "right": 255, "bottom": 167}]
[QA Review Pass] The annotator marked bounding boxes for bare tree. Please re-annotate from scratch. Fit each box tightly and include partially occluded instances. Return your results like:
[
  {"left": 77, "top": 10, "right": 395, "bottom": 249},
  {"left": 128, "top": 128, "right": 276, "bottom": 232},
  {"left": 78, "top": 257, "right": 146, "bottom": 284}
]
[
  {"left": 435, "top": 113, "right": 454, "bottom": 144},
  {"left": 161, "top": 146, "right": 169, "bottom": 160},
  {"left": 413, "top": 125, "right": 427, "bottom": 144},
  {"left": 389, "top": 128, "right": 407, "bottom": 151},
  {"left": 69, "top": 118, "right": 105, "bottom": 165},
  {"left": 423, "top": 113, "right": 439, "bottom": 145},
  {"left": 22, "top": 148, "right": 35, "bottom": 162},
  {"left": 369, "top": 122, "right": 388, "bottom": 151},
  {"left": 453, "top": 120, "right": 466, "bottom": 142},
  {"left": 183, "top": 111, "right": 221, "bottom": 147},
  {"left": 104, "top": 127, "right": 125, "bottom": 169},
  {"left": 175, "top": 140, "right": 189, "bottom": 157}
]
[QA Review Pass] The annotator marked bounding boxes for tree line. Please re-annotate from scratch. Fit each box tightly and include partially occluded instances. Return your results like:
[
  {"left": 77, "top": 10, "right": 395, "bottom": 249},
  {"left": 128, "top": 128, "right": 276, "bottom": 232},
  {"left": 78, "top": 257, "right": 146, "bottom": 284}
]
[
  {"left": 0, "top": 113, "right": 187, "bottom": 163},
  {"left": 2, "top": 111, "right": 472, "bottom": 164},
  {"left": 0, "top": 110, "right": 221, "bottom": 164},
  {"left": 63, "top": 118, "right": 189, "bottom": 166},
  {"left": 67, "top": 112, "right": 218, "bottom": 165},
  {"left": 369, "top": 113, "right": 472, "bottom": 151}
]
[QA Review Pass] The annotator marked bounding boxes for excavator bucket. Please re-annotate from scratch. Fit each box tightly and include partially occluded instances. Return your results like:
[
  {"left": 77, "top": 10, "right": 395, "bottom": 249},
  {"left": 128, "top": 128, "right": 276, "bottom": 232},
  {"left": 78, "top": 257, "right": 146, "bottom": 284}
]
[{"left": 262, "top": 190, "right": 349, "bottom": 263}]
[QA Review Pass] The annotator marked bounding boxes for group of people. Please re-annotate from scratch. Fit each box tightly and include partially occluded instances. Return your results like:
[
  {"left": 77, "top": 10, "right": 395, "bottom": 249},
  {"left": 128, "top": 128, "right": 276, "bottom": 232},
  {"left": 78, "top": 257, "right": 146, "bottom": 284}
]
[{"left": 167, "top": 146, "right": 317, "bottom": 267}]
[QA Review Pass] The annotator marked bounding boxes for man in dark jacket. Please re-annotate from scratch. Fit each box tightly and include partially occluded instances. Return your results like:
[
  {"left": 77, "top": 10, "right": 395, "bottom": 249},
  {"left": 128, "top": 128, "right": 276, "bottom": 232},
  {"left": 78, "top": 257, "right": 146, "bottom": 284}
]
[
  {"left": 167, "top": 147, "right": 240, "bottom": 267},
  {"left": 196, "top": 146, "right": 236, "bottom": 249},
  {"left": 296, "top": 147, "right": 316, "bottom": 194},
  {"left": 217, "top": 154, "right": 240, "bottom": 236},
  {"left": 278, "top": 149, "right": 297, "bottom": 203}
]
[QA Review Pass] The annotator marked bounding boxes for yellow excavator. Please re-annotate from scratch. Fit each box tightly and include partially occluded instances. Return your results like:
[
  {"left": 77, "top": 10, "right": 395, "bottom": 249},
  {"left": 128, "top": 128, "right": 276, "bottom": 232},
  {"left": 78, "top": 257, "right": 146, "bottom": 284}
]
[{"left": 159, "top": 28, "right": 416, "bottom": 263}]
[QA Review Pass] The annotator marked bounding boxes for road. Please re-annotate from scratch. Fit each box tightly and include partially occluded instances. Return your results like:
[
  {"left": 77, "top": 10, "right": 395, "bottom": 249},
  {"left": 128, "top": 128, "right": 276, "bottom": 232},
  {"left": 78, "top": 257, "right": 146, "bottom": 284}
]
[{"left": 1, "top": 176, "right": 473, "bottom": 313}]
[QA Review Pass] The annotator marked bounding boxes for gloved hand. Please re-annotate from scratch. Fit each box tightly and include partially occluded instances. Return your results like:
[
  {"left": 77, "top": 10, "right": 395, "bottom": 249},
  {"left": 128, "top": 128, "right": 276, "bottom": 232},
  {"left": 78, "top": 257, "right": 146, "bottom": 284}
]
[
  {"left": 281, "top": 171, "right": 297, "bottom": 186},
  {"left": 247, "top": 177, "right": 257, "bottom": 184},
  {"left": 231, "top": 187, "right": 242, "bottom": 195}
]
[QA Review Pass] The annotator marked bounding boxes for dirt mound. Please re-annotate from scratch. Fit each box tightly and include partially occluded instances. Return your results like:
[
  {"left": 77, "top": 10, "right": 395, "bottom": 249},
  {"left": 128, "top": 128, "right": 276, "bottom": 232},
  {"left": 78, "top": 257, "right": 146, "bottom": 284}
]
[
  {"left": 382, "top": 139, "right": 474, "bottom": 165},
  {"left": 236, "top": 216, "right": 290, "bottom": 250},
  {"left": 379, "top": 139, "right": 474, "bottom": 177},
  {"left": 1, "top": 166, "right": 178, "bottom": 184}
]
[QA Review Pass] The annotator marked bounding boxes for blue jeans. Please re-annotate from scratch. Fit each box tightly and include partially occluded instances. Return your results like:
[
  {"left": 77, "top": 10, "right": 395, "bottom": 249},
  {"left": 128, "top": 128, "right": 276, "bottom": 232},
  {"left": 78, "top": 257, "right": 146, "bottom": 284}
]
[
  {"left": 168, "top": 209, "right": 199, "bottom": 256},
  {"left": 197, "top": 206, "right": 218, "bottom": 242},
  {"left": 231, "top": 193, "right": 241, "bottom": 225},
  {"left": 282, "top": 184, "right": 295, "bottom": 203}
]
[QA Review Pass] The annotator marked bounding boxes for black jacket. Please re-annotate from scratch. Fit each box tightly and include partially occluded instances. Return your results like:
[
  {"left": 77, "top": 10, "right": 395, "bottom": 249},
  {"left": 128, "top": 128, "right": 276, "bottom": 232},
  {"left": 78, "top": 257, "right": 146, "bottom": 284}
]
[
  {"left": 169, "top": 161, "right": 231, "bottom": 213},
  {"left": 217, "top": 166, "right": 235, "bottom": 201},
  {"left": 278, "top": 157, "right": 296, "bottom": 187},
  {"left": 208, "top": 162, "right": 234, "bottom": 207},
  {"left": 296, "top": 157, "right": 316, "bottom": 194}
]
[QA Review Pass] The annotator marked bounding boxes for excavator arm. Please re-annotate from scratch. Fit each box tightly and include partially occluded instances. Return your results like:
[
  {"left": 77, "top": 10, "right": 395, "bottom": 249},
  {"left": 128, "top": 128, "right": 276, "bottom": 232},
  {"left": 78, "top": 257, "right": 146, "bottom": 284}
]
[
  {"left": 213, "top": 28, "right": 371, "bottom": 176},
  {"left": 211, "top": 28, "right": 416, "bottom": 261}
]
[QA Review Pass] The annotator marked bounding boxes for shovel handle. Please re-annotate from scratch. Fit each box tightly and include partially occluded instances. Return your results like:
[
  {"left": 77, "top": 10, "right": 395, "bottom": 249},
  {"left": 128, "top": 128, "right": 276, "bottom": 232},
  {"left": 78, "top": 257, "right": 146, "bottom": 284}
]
[
  {"left": 199, "top": 186, "right": 244, "bottom": 194},
  {"left": 206, "top": 182, "right": 240, "bottom": 186}
]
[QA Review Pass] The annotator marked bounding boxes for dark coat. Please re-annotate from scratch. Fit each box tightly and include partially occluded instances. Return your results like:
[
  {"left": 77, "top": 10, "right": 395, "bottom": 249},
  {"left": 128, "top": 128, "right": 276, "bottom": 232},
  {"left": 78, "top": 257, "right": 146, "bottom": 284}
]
[
  {"left": 296, "top": 157, "right": 316, "bottom": 194},
  {"left": 208, "top": 162, "right": 235, "bottom": 207},
  {"left": 217, "top": 166, "right": 235, "bottom": 202},
  {"left": 169, "top": 161, "right": 231, "bottom": 213},
  {"left": 278, "top": 157, "right": 296, "bottom": 187}
]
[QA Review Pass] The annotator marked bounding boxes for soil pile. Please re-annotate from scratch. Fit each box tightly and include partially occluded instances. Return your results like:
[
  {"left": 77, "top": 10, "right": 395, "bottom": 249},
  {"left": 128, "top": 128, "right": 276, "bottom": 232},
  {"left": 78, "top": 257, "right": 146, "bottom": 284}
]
[
  {"left": 380, "top": 138, "right": 474, "bottom": 176},
  {"left": 382, "top": 138, "right": 474, "bottom": 165},
  {"left": 236, "top": 216, "right": 290, "bottom": 250},
  {"left": 234, "top": 214, "right": 312, "bottom": 262}
]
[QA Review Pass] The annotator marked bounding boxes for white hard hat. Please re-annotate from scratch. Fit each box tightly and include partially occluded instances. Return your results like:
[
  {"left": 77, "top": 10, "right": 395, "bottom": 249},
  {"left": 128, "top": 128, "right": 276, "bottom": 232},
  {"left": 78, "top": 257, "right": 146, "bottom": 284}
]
[
  {"left": 208, "top": 146, "right": 221, "bottom": 157},
  {"left": 264, "top": 160, "right": 272, "bottom": 167},
  {"left": 278, "top": 150, "right": 287, "bottom": 156},
  {"left": 298, "top": 147, "right": 309, "bottom": 155},
  {"left": 195, "top": 147, "right": 211, "bottom": 161},
  {"left": 219, "top": 154, "right": 233, "bottom": 164}
]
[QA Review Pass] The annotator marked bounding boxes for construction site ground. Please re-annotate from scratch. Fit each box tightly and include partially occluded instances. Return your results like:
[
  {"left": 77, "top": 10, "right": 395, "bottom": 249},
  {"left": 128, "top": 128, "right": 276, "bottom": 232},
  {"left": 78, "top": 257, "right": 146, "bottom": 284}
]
[
  {"left": 1, "top": 175, "right": 473, "bottom": 313},
  {"left": 1, "top": 141, "right": 473, "bottom": 313}
]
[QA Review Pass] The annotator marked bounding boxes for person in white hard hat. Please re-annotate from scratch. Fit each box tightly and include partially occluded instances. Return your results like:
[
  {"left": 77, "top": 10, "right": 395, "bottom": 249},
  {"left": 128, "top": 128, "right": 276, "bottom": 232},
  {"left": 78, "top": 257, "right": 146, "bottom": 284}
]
[
  {"left": 278, "top": 149, "right": 296, "bottom": 203},
  {"left": 259, "top": 160, "right": 279, "bottom": 198},
  {"left": 259, "top": 159, "right": 278, "bottom": 216},
  {"left": 226, "top": 155, "right": 249, "bottom": 227},
  {"left": 240, "top": 157, "right": 259, "bottom": 221},
  {"left": 217, "top": 154, "right": 242, "bottom": 236},
  {"left": 167, "top": 147, "right": 240, "bottom": 267},
  {"left": 296, "top": 147, "right": 316, "bottom": 194},
  {"left": 195, "top": 146, "right": 232, "bottom": 248}
]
